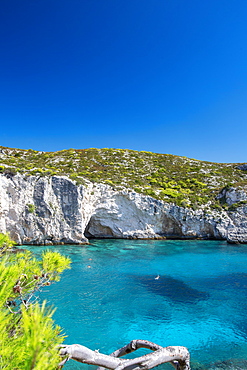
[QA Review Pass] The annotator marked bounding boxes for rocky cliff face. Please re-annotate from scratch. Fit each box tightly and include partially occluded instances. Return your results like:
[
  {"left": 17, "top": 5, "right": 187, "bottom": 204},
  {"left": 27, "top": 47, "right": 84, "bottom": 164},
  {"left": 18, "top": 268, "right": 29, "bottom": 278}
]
[{"left": 0, "top": 173, "right": 247, "bottom": 245}]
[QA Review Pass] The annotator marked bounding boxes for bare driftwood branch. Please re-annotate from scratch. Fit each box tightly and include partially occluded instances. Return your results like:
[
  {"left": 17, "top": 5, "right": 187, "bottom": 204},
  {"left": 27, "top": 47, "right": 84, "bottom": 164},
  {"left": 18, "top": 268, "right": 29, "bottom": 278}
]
[{"left": 59, "top": 339, "right": 190, "bottom": 370}]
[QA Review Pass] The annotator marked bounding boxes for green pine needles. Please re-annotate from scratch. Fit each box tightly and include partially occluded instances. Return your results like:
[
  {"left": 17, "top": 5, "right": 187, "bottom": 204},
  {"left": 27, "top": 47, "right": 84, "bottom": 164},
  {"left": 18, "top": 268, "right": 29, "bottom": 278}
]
[{"left": 0, "top": 233, "right": 71, "bottom": 369}]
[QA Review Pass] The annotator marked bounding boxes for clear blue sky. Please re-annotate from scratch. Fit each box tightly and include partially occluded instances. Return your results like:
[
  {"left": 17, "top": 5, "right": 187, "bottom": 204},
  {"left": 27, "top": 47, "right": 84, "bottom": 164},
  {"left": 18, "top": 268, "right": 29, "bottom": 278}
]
[{"left": 1, "top": 0, "right": 247, "bottom": 163}]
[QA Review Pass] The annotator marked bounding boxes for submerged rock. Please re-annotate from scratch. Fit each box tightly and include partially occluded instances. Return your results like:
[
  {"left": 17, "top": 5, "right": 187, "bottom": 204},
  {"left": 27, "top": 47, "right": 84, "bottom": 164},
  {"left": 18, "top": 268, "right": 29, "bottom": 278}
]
[
  {"left": 208, "top": 359, "right": 247, "bottom": 370},
  {"left": 133, "top": 274, "right": 209, "bottom": 303}
]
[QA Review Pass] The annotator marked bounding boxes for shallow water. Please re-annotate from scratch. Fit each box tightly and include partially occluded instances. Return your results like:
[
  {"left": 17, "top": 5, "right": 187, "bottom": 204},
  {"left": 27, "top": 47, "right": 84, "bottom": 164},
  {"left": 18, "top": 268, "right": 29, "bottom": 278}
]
[{"left": 24, "top": 239, "right": 247, "bottom": 369}]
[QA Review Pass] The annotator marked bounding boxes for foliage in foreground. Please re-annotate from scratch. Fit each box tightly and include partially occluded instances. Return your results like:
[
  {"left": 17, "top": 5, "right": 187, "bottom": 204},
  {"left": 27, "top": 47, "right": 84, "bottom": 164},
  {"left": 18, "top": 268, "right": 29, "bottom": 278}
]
[{"left": 0, "top": 233, "right": 70, "bottom": 369}]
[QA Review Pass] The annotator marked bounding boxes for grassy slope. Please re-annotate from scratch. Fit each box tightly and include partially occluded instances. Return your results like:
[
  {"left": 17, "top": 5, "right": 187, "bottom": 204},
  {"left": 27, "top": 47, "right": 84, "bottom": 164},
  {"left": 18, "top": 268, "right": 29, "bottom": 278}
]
[{"left": 0, "top": 146, "right": 247, "bottom": 210}]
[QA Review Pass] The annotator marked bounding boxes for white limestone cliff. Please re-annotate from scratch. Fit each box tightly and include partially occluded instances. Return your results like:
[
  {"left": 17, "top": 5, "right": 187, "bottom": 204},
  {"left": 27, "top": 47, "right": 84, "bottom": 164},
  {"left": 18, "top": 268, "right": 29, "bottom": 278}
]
[{"left": 0, "top": 173, "right": 247, "bottom": 245}]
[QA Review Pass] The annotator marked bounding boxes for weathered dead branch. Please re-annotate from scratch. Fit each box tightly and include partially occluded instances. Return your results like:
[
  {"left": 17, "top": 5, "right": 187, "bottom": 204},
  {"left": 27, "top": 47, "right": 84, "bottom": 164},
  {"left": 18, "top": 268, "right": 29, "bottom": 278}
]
[{"left": 59, "top": 339, "right": 190, "bottom": 370}]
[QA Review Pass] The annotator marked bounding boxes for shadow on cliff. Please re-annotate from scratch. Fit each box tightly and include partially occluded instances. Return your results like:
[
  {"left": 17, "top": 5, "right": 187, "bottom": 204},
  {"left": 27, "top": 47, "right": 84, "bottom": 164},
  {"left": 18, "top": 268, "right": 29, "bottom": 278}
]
[{"left": 132, "top": 274, "right": 209, "bottom": 304}]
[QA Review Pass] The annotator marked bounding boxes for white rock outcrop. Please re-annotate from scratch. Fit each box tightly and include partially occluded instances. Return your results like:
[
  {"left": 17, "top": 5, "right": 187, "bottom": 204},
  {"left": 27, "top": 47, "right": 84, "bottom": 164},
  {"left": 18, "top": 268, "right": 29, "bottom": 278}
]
[{"left": 0, "top": 174, "right": 247, "bottom": 244}]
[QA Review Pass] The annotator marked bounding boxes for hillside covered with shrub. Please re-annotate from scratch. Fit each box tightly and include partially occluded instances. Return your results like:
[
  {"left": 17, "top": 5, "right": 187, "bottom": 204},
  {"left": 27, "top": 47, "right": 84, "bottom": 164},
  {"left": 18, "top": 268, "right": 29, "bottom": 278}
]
[{"left": 0, "top": 146, "right": 247, "bottom": 210}]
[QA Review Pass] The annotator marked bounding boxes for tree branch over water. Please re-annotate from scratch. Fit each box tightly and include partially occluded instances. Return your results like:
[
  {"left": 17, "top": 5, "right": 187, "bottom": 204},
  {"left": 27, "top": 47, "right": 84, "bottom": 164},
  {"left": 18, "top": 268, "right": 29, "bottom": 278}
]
[{"left": 59, "top": 339, "right": 191, "bottom": 370}]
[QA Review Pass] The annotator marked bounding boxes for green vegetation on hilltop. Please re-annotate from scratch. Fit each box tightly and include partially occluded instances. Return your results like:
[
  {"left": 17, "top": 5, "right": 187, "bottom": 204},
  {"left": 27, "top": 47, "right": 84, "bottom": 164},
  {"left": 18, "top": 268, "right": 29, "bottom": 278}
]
[{"left": 0, "top": 146, "right": 247, "bottom": 209}]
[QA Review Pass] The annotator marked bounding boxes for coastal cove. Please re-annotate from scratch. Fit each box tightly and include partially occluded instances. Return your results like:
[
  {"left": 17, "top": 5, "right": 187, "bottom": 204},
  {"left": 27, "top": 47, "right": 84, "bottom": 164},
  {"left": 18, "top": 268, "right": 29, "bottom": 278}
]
[
  {"left": 1, "top": 147, "right": 247, "bottom": 246},
  {"left": 23, "top": 239, "right": 247, "bottom": 370}
]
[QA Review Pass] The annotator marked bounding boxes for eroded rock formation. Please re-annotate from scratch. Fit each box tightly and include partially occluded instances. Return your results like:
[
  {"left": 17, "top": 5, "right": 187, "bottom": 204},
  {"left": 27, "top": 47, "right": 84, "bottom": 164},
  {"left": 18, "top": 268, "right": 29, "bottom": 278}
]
[{"left": 0, "top": 173, "right": 247, "bottom": 244}]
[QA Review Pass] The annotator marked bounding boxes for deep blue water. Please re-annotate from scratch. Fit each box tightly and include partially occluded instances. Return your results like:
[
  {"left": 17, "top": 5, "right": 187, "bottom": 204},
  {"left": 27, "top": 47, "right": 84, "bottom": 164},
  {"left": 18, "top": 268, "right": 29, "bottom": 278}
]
[{"left": 23, "top": 240, "right": 247, "bottom": 369}]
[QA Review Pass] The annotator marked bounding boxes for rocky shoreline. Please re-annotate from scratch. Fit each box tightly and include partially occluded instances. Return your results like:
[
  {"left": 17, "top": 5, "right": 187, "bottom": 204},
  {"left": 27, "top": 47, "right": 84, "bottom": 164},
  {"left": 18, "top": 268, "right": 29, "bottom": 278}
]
[{"left": 0, "top": 173, "right": 247, "bottom": 245}]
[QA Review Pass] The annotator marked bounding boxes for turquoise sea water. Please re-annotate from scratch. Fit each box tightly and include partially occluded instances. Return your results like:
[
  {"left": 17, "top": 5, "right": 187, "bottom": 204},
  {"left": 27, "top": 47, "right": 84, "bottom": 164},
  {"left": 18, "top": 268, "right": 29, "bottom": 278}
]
[{"left": 24, "top": 240, "right": 247, "bottom": 369}]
